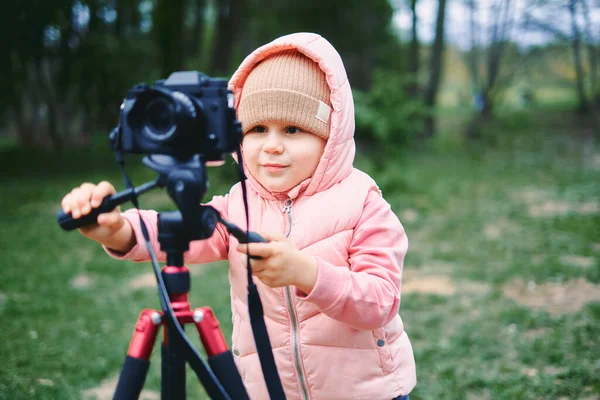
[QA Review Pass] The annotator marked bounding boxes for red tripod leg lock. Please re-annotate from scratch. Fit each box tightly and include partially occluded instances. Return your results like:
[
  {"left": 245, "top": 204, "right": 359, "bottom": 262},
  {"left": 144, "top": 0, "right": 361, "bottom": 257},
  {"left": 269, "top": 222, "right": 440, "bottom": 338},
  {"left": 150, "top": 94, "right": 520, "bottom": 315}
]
[
  {"left": 193, "top": 307, "right": 229, "bottom": 357},
  {"left": 128, "top": 309, "right": 162, "bottom": 360},
  {"left": 113, "top": 309, "right": 162, "bottom": 400}
]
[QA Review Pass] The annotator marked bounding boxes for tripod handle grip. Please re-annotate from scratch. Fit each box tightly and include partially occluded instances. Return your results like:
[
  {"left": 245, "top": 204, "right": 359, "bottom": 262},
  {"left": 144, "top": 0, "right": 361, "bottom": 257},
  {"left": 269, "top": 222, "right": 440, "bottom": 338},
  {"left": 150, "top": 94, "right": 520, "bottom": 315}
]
[
  {"left": 57, "top": 196, "right": 117, "bottom": 231},
  {"left": 244, "top": 231, "right": 268, "bottom": 244}
]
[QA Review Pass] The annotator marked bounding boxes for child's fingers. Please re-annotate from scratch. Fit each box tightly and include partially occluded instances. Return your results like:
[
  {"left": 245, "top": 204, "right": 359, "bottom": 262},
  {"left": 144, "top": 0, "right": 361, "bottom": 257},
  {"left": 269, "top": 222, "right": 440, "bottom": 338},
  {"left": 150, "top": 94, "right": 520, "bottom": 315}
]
[
  {"left": 61, "top": 194, "right": 72, "bottom": 213},
  {"left": 97, "top": 211, "right": 124, "bottom": 229},
  {"left": 65, "top": 187, "right": 86, "bottom": 218},
  {"left": 240, "top": 254, "right": 266, "bottom": 273},
  {"left": 73, "top": 183, "right": 96, "bottom": 215},
  {"left": 236, "top": 242, "right": 274, "bottom": 258},
  {"left": 91, "top": 181, "right": 116, "bottom": 208},
  {"left": 257, "top": 231, "right": 286, "bottom": 242}
]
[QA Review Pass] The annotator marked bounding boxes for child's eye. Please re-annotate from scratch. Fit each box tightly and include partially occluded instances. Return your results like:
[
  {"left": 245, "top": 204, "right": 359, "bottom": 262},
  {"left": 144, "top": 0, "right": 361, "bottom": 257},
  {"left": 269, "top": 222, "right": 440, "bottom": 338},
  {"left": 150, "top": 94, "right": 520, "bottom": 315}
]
[
  {"left": 248, "top": 125, "right": 267, "bottom": 134},
  {"left": 285, "top": 126, "right": 301, "bottom": 134}
]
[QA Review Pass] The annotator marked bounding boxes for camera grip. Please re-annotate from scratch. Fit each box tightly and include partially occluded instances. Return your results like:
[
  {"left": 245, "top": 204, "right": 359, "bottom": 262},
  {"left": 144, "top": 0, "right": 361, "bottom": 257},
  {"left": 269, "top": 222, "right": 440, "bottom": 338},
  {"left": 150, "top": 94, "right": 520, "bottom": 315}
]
[{"left": 57, "top": 196, "right": 117, "bottom": 231}]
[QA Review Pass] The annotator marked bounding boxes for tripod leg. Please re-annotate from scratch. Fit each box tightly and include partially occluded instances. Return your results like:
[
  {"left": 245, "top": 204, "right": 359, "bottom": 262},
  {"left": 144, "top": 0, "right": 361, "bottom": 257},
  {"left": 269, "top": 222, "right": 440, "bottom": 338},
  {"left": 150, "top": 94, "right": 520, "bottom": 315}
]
[
  {"left": 162, "top": 324, "right": 187, "bottom": 400},
  {"left": 193, "top": 307, "right": 249, "bottom": 400},
  {"left": 113, "top": 309, "right": 161, "bottom": 400}
]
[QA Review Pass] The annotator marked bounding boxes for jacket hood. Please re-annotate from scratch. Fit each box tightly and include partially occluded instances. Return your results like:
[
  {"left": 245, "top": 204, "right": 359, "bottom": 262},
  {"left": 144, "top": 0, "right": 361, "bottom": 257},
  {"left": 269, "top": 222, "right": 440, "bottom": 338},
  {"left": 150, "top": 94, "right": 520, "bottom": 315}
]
[{"left": 229, "top": 32, "right": 356, "bottom": 201}]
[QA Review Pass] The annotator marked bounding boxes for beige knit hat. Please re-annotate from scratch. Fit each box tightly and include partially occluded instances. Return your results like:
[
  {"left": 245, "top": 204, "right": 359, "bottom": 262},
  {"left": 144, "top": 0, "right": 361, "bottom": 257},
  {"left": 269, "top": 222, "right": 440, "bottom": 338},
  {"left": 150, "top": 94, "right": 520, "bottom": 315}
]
[{"left": 237, "top": 49, "right": 332, "bottom": 140}]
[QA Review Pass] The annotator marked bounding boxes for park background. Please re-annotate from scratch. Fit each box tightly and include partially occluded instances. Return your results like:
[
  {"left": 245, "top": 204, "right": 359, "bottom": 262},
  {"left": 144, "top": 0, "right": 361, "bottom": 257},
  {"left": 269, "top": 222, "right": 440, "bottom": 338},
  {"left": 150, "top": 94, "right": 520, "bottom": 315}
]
[{"left": 1, "top": 0, "right": 599, "bottom": 399}]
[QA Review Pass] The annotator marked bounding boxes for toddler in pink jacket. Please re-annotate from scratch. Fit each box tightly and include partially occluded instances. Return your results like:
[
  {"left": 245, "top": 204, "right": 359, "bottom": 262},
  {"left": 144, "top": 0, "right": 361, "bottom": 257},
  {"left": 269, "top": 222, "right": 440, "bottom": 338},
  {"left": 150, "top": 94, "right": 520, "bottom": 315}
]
[{"left": 61, "top": 32, "right": 416, "bottom": 400}]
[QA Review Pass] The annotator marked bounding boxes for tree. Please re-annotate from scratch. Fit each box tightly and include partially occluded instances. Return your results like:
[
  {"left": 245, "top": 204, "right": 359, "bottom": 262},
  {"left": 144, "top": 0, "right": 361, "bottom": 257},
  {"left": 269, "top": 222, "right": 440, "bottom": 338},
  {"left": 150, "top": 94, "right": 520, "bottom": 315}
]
[
  {"left": 568, "top": 0, "right": 588, "bottom": 111},
  {"left": 154, "top": 0, "right": 186, "bottom": 78},
  {"left": 210, "top": 0, "right": 244, "bottom": 75},
  {"left": 464, "top": 0, "right": 523, "bottom": 139},
  {"left": 523, "top": 0, "right": 600, "bottom": 129},
  {"left": 242, "top": 0, "right": 398, "bottom": 91},
  {"left": 408, "top": 0, "right": 421, "bottom": 98},
  {"left": 423, "top": 0, "right": 447, "bottom": 138}
]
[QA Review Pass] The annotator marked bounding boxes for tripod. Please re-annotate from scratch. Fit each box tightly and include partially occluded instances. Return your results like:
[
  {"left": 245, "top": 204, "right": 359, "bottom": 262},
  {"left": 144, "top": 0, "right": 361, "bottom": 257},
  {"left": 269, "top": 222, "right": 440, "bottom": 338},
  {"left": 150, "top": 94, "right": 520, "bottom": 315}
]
[
  {"left": 112, "top": 246, "right": 245, "bottom": 400},
  {"left": 110, "top": 155, "right": 249, "bottom": 400},
  {"left": 57, "top": 154, "right": 252, "bottom": 399}
]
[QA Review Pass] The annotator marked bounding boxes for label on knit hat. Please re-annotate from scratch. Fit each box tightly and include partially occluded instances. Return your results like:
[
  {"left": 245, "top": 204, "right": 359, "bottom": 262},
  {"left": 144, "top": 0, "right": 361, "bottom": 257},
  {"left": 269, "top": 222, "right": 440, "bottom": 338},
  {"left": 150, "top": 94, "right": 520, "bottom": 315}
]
[{"left": 316, "top": 100, "right": 331, "bottom": 123}]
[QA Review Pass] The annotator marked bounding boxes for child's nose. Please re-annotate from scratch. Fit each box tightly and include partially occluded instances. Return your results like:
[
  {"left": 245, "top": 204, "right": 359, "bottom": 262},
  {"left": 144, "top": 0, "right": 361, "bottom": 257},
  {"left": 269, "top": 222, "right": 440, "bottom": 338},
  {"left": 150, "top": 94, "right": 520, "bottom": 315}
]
[{"left": 262, "top": 132, "right": 284, "bottom": 153}]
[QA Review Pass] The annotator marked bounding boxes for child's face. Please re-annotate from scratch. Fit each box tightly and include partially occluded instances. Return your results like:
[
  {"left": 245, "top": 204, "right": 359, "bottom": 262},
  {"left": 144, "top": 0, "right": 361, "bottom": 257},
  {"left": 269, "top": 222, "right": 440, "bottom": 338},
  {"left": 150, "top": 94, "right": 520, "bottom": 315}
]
[{"left": 242, "top": 122, "right": 326, "bottom": 193}]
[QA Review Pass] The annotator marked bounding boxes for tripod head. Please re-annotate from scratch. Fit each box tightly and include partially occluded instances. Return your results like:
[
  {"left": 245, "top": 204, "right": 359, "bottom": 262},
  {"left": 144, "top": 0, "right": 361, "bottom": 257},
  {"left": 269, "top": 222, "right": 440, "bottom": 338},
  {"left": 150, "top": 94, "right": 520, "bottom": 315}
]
[{"left": 142, "top": 154, "right": 220, "bottom": 265}]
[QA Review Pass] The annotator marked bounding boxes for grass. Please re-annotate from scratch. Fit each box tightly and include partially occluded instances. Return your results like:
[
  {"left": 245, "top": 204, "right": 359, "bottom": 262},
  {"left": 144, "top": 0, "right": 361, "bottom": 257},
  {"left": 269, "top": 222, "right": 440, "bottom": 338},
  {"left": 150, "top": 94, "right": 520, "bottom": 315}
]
[{"left": 1, "top": 108, "right": 599, "bottom": 399}]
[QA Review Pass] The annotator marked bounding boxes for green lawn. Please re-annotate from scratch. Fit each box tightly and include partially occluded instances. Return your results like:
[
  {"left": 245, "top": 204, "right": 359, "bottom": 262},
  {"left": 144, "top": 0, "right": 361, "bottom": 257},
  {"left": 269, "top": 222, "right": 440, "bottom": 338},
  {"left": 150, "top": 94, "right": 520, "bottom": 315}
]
[{"left": 1, "top": 109, "right": 599, "bottom": 399}]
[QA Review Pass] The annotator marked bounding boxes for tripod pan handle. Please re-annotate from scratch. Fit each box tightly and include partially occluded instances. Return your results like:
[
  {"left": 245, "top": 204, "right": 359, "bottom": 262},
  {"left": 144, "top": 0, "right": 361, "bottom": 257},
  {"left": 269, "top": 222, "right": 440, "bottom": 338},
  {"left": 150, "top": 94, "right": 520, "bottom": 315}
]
[{"left": 57, "top": 196, "right": 117, "bottom": 231}]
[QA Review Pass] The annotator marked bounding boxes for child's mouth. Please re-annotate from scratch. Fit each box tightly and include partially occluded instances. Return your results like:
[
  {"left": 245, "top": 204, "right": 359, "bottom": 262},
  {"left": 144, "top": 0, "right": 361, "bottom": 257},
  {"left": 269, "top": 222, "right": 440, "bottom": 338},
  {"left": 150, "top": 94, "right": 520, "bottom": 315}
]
[{"left": 262, "top": 163, "right": 288, "bottom": 173}]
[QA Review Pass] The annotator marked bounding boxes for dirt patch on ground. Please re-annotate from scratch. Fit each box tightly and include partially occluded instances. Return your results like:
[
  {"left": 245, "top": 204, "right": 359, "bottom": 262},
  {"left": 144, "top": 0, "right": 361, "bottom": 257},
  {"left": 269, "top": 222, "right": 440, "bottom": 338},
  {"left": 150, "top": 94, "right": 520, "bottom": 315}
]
[
  {"left": 521, "top": 365, "right": 567, "bottom": 377},
  {"left": 403, "top": 266, "right": 490, "bottom": 296},
  {"left": 523, "top": 327, "right": 550, "bottom": 339},
  {"left": 403, "top": 275, "right": 457, "bottom": 295},
  {"left": 483, "top": 218, "right": 519, "bottom": 240},
  {"left": 512, "top": 188, "right": 550, "bottom": 204},
  {"left": 503, "top": 278, "right": 600, "bottom": 315},
  {"left": 82, "top": 375, "right": 159, "bottom": 400},
  {"left": 128, "top": 272, "right": 157, "bottom": 290},
  {"left": 528, "top": 200, "right": 599, "bottom": 217},
  {"left": 400, "top": 208, "right": 419, "bottom": 223},
  {"left": 36, "top": 378, "right": 55, "bottom": 387},
  {"left": 512, "top": 187, "right": 599, "bottom": 218},
  {"left": 70, "top": 273, "right": 94, "bottom": 289},
  {"left": 560, "top": 255, "right": 596, "bottom": 269}
]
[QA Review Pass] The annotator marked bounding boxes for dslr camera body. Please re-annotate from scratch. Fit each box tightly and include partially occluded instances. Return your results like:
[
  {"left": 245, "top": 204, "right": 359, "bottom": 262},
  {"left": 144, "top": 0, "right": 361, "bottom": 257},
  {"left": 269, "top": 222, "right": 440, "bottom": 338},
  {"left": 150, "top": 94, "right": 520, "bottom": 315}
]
[{"left": 111, "top": 71, "right": 242, "bottom": 162}]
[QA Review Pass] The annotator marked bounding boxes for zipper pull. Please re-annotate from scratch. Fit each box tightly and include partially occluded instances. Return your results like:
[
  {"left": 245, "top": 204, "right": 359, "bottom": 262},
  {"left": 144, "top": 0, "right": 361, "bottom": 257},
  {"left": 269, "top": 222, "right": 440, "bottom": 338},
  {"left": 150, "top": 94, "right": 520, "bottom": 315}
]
[{"left": 282, "top": 199, "right": 293, "bottom": 213}]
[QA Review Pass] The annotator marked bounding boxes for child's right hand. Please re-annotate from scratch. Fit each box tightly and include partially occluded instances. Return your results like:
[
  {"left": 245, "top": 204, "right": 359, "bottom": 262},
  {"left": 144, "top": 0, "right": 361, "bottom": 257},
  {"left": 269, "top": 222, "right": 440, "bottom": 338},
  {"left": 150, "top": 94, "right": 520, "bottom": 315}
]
[{"left": 61, "top": 181, "right": 136, "bottom": 252}]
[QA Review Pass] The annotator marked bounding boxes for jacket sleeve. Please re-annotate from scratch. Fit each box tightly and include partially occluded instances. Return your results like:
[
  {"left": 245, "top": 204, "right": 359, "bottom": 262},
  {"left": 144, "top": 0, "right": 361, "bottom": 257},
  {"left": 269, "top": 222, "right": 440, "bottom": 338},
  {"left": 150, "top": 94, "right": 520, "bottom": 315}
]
[
  {"left": 295, "top": 189, "right": 407, "bottom": 330},
  {"left": 104, "top": 194, "right": 230, "bottom": 264}
]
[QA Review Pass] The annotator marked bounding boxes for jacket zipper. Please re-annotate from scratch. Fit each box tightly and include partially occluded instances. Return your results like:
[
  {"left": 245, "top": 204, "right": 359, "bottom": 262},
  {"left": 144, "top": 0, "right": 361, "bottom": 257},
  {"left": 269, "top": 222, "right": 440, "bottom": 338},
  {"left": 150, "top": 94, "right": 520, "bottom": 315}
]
[{"left": 282, "top": 199, "right": 310, "bottom": 400}]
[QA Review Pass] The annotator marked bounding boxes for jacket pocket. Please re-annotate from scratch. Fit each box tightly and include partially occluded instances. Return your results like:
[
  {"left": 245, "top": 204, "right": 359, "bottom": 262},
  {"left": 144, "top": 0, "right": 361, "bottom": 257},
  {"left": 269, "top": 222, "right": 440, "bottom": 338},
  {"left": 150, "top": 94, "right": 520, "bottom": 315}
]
[
  {"left": 231, "top": 313, "right": 246, "bottom": 381},
  {"left": 231, "top": 312, "right": 241, "bottom": 356},
  {"left": 373, "top": 328, "right": 394, "bottom": 375}
]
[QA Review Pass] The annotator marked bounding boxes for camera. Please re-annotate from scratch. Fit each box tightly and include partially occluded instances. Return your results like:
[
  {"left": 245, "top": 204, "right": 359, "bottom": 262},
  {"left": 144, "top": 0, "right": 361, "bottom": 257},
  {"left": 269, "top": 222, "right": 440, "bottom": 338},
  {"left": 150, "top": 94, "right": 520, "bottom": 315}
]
[{"left": 110, "top": 71, "right": 243, "bottom": 161}]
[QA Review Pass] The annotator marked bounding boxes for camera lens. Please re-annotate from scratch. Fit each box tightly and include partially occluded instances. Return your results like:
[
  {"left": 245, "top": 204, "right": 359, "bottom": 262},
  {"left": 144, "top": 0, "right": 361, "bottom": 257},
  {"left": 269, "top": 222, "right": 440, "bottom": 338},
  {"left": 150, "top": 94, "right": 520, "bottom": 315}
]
[{"left": 144, "top": 97, "right": 176, "bottom": 140}]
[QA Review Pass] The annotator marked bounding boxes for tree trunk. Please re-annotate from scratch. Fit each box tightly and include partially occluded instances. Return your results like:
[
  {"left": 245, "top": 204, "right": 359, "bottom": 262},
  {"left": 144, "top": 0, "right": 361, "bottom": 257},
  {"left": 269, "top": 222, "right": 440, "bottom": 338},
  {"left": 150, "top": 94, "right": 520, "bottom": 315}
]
[
  {"left": 569, "top": 0, "right": 589, "bottom": 112},
  {"left": 466, "top": 0, "right": 480, "bottom": 90},
  {"left": 579, "top": 0, "right": 597, "bottom": 96},
  {"left": 486, "top": 0, "right": 511, "bottom": 96},
  {"left": 210, "top": 0, "right": 241, "bottom": 75},
  {"left": 423, "top": 0, "right": 447, "bottom": 139},
  {"left": 154, "top": 0, "right": 186, "bottom": 78},
  {"left": 34, "top": 57, "right": 62, "bottom": 149},
  {"left": 408, "top": 0, "right": 420, "bottom": 97},
  {"left": 116, "top": 0, "right": 125, "bottom": 37},
  {"left": 188, "top": 0, "right": 206, "bottom": 60},
  {"left": 15, "top": 89, "right": 36, "bottom": 148},
  {"left": 578, "top": 0, "right": 600, "bottom": 134}
]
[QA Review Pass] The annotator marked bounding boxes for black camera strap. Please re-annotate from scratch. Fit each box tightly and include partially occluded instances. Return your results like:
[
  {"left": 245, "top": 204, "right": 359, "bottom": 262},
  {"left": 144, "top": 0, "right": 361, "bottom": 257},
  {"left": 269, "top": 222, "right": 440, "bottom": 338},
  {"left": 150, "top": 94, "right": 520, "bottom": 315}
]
[
  {"left": 235, "top": 148, "right": 287, "bottom": 400},
  {"left": 115, "top": 150, "right": 232, "bottom": 400}
]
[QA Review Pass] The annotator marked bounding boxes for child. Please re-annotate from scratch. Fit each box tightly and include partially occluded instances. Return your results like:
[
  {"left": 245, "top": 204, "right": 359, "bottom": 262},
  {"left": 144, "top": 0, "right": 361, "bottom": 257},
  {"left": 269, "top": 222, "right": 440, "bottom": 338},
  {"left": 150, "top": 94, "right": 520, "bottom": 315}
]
[{"left": 61, "top": 32, "right": 416, "bottom": 400}]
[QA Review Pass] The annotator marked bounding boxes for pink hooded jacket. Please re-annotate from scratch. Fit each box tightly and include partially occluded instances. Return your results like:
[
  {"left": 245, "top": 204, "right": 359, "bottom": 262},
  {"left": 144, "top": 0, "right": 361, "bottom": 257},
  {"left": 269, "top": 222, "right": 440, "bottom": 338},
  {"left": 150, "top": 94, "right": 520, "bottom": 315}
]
[{"left": 108, "top": 33, "right": 416, "bottom": 399}]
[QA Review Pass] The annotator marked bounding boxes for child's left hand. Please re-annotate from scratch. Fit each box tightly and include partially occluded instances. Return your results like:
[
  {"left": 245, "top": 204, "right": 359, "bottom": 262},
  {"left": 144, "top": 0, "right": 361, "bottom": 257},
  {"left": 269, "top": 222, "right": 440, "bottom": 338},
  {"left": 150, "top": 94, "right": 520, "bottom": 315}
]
[{"left": 236, "top": 232, "right": 318, "bottom": 294}]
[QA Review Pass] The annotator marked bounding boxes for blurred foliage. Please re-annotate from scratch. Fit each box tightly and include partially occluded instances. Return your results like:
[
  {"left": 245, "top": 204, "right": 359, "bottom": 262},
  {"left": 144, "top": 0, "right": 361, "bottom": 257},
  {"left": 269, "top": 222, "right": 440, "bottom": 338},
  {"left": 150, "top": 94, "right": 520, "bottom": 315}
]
[
  {"left": 354, "top": 69, "right": 427, "bottom": 147},
  {"left": 0, "top": 0, "right": 405, "bottom": 150},
  {"left": 0, "top": 0, "right": 597, "bottom": 150}
]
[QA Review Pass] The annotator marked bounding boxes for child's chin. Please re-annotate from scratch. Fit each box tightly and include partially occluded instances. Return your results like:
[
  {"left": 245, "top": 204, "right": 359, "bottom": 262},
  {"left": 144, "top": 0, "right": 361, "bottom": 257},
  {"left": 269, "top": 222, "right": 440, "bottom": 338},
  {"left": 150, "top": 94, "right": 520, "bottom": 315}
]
[{"left": 262, "top": 180, "right": 295, "bottom": 193}]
